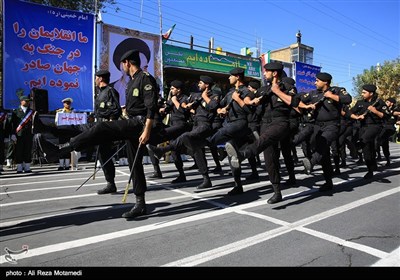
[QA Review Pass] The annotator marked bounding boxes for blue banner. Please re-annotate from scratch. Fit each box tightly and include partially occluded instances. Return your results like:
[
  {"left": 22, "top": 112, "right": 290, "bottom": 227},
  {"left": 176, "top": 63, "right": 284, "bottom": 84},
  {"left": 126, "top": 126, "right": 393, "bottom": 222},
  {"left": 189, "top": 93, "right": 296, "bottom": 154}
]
[
  {"left": 295, "top": 61, "right": 321, "bottom": 93},
  {"left": 3, "top": 0, "right": 95, "bottom": 111}
]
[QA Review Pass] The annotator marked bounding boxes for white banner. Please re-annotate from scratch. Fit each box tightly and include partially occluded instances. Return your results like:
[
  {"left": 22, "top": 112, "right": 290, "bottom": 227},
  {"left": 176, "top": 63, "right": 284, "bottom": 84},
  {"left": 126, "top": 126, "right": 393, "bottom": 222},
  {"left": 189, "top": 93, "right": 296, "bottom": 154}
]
[{"left": 56, "top": 112, "right": 87, "bottom": 126}]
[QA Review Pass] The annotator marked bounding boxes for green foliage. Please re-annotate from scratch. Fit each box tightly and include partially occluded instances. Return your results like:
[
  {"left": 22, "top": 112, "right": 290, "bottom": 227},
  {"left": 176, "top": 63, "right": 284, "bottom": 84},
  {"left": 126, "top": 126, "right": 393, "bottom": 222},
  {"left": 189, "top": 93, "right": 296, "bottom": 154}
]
[
  {"left": 26, "top": 0, "right": 118, "bottom": 13},
  {"left": 353, "top": 58, "right": 400, "bottom": 102}
]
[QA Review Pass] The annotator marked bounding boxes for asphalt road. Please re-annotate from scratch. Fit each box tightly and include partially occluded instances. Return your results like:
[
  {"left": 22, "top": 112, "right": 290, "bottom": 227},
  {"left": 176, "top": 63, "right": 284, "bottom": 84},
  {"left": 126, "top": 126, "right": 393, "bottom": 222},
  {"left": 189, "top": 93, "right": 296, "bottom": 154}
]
[{"left": 1, "top": 143, "right": 399, "bottom": 272}]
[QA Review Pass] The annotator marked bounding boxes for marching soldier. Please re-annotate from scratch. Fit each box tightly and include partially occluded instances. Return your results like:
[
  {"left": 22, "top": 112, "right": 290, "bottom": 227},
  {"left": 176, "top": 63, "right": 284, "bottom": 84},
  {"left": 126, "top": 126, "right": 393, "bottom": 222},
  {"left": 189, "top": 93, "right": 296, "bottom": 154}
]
[
  {"left": 93, "top": 69, "right": 122, "bottom": 194},
  {"left": 301, "top": 73, "right": 352, "bottom": 191},
  {"left": 349, "top": 84, "right": 387, "bottom": 179},
  {"left": 376, "top": 97, "right": 399, "bottom": 166},
  {"left": 209, "top": 67, "right": 252, "bottom": 195},
  {"left": 39, "top": 49, "right": 159, "bottom": 219},
  {"left": 149, "top": 76, "right": 220, "bottom": 190},
  {"left": 225, "top": 62, "right": 307, "bottom": 203}
]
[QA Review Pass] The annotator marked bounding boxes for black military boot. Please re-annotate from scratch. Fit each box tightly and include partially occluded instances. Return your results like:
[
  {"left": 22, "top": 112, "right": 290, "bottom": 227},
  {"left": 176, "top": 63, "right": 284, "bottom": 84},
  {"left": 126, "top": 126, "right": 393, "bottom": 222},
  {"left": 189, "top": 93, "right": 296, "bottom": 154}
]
[
  {"left": 267, "top": 184, "right": 283, "bottom": 204},
  {"left": 385, "top": 157, "right": 391, "bottom": 167},
  {"left": 172, "top": 171, "right": 186, "bottom": 183},
  {"left": 97, "top": 182, "right": 117, "bottom": 194},
  {"left": 319, "top": 180, "right": 333, "bottom": 192},
  {"left": 356, "top": 152, "right": 364, "bottom": 164},
  {"left": 196, "top": 174, "right": 212, "bottom": 190},
  {"left": 122, "top": 195, "right": 147, "bottom": 219},
  {"left": 284, "top": 175, "right": 296, "bottom": 187},
  {"left": 149, "top": 165, "right": 162, "bottom": 178}
]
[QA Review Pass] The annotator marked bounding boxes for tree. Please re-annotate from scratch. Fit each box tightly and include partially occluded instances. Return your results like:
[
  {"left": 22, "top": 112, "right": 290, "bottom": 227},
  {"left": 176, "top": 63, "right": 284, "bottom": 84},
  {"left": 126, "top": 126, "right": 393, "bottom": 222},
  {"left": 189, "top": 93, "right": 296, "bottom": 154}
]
[
  {"left": 353, "top": 58, "right": 400, "bottom": 102},
  {"left": 26, "top": 0, "right": 118, "bottom": 14}
]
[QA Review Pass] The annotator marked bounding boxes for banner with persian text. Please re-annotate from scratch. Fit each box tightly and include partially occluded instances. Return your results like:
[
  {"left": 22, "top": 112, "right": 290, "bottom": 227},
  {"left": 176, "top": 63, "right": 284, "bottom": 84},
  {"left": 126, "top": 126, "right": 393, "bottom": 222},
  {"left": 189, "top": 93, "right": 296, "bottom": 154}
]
[
  {"left": 3, "top": 0, "right": 95, "bottom": 111},
  {"left": 295, "top": 61, "right": 321, "bottom": 93},
  {"left": 163, "top": 45, "right": 261, "bottom": 79}
]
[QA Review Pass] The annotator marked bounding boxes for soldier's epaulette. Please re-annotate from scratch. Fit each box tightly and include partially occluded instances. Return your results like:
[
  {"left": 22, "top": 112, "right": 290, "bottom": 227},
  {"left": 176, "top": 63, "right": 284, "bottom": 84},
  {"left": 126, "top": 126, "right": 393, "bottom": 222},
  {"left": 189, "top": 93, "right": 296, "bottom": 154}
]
[
  {"left": 143, "top": 71, "right": 150, "bottom": 76},
  {"left": 56, "top": 109, "right": 63, "bottom": 112}
]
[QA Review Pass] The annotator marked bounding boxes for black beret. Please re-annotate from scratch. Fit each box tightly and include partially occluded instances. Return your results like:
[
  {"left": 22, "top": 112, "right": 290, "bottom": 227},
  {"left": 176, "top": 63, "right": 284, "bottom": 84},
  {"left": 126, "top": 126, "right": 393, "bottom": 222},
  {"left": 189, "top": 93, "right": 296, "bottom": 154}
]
[
  {"left": 387, "top": 97, "right": 396, "bottom": 104},
  {"left": 316, "top": 72, "right": 332, "bottom": 82},
  {"left": 113, "top": 38, "right": 150, "bottom": 69},
  {"left": 264, "top": 62, "right": 283, "bottom": 71},
  {"left": 95, "top": 69, "right": 110, "bottom": 77},
  {"left": 120, "top": 49, "right": 141, "bottom": 66},
  {"left": 229, "top": 67, "right": 245, "bottom": 76},
  {"left": 282, "top": 77, "right": 296, "bottom": 86},
  {"left": 19, "top": 95, "right": 31, "bottom": 101},
  {"left": 200, "top": 75, "right": 213, "bottom": 84},
  {"left": 248, "top": 81, "right": 260, "bottom": 90},
  {"left": 170, "top": 80, "right": 183, "bottom": 89},
  {"left": 362, "top": 84, "right": 377, "bottom": 93}
]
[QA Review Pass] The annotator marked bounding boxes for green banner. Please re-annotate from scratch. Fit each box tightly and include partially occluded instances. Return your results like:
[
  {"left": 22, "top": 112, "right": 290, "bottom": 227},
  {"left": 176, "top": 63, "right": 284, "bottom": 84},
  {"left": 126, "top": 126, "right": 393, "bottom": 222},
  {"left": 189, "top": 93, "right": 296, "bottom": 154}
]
[{"left": 163, "top": 45, "right": 261, "bottom": 78}]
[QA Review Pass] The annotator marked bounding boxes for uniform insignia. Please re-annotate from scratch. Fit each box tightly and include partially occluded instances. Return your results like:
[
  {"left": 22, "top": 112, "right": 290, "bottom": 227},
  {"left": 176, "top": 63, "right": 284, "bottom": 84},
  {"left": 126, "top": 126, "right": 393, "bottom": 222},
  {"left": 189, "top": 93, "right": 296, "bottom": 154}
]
[
  {"left": 133, "top": 88, "right": 139, "bottom": 97},
  {"left": 201, "top": 101, "right": 206, "bottom": 107},
  {"left": 382, "top": 106, "right": 387, "bottom": 110},
  {"left": 144, "top": 84, "right": 153, "bottom": 91},
  {"left": 340, "top": 89, "right": 348, "bottom": 95},
  {"left": 100, "top": 102, "right": 105, "bottom": 108},
  {"left": 144, "top": 71, "right": 150, "bottom": 76},
  {"left": 277, "top": 98, "right": 282, "bottom": 102},
  {"left": 304, "top": 93, "right": 309, "bottom": 98}
]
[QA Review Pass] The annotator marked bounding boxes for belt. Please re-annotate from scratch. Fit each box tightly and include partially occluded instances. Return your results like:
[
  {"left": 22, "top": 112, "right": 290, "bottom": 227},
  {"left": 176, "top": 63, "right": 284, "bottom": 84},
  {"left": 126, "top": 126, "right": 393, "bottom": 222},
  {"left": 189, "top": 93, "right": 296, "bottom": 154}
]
[
  {"left": 127, "top": 115, "right": 146, "bottom": 124},
  {"left": 315, "top": 120, "right": 338, "bottom": 126}
]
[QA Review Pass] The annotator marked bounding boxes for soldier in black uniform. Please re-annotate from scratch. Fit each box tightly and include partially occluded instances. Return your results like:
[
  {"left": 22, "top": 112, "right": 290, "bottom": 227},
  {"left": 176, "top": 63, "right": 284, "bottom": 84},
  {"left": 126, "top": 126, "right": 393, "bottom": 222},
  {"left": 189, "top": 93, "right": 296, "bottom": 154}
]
[
  {"left": 376, "top": 97, "right": 399, "bottom": 166},
  {"left": 39, "top": 50, "right": 159, "bottom": 219},
  {"left": 279, "top": 76, "right": 300, "bottom": 186},
  {"left": 225, "top": 62, "right": 306, "bottom": 204},
  {"left": 93, "top": 70, "right": 122, "bottom": 194},
  {"left": 244, "top": 80, "right": 263, "bottom": 178},
  {"left": 150, "top": 76, "right": 220, "bottom": 190},
  {"left": 209, "top": 67, "right": 252, "bottom": 195},
  {"left": 165, "top": 81, "right": 193, "bottom": 175},
  {"left": 301, "top": 73, "right": 352, "bottom": 191},
  {"left": 11, "top": 95, "right": 35, "bottom": 173},
  {"left": 147, "top": 80, "right": 192, "bottom": 183},
  {"left": 348, "top": 84, "right": 387, "bottom": 179}
]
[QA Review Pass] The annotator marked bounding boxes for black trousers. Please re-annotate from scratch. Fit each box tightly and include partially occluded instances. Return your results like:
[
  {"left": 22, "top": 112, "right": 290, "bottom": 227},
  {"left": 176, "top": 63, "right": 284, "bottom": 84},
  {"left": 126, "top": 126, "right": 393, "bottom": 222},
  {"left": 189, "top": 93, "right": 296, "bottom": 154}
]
[
  {"left": 209, "top": 119, "right": 249, "bottom": 185},
  {"left": 70, "top": 119, "right": 148, "bottom": 195},
  {"left": 241, "top": 120, "right": 290, "bottom": 185},
  {"left": 172, "top": 123, "right": 213, "bottom": 175},
  {"left": 310, "top": 123, "right": 339, "bottom": 181},
  {"left": 58, "top": 122, "right": 116, "bottom": 184},
  {"left": 377, "top": 126, "right": 396, "bottom": 159},
  {"left": 358, "top": 125, "right": 382, "bottom": 172},
  {"left": 15, "top": 131, "right": 33, "bottom": 164}
]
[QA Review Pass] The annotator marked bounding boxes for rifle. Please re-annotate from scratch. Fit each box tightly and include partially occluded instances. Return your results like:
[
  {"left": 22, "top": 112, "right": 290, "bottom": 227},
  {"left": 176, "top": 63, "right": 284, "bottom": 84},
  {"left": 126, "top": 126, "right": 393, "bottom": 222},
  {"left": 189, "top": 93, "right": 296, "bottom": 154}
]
[
  {"left": 361, "top": 98, "right": 380, "bottom": 116},
  {"left": 122, "top": 143, "right": 143, "bottom": 203}
]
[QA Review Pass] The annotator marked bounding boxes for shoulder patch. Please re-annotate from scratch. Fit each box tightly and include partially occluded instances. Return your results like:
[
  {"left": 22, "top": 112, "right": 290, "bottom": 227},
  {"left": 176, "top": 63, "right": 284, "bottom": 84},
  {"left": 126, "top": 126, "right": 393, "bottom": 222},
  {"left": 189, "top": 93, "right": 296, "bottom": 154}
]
[
  {"left": 144, "top": 84, "right": 153, "bottom": 91},
  {"left": 304, "top": 93, "right": 309, "bottom": 98},
  {"left": 340, "top": 88, "right": 348, "bottom": 95},
  {"left": 143, "top": 71, "right": 150, "bottom": 76}
]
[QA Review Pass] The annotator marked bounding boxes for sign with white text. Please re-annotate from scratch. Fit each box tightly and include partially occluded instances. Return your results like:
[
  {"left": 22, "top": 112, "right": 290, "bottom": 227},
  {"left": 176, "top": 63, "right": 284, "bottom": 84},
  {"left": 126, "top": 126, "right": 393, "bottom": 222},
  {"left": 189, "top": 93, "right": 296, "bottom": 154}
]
[
  {"left": 56, "top": 112, "right": 87, "bottom": 126},
  {"left": 3, "top": 0, "right": 95, "bottom": 111}
]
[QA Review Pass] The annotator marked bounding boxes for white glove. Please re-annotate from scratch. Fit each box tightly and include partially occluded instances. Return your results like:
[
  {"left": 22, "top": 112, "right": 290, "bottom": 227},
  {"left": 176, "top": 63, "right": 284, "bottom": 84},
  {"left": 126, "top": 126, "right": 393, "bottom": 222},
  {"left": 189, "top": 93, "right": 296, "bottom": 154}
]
[{"left": 11, "top": 135, "right": 17, "bottom": 142}]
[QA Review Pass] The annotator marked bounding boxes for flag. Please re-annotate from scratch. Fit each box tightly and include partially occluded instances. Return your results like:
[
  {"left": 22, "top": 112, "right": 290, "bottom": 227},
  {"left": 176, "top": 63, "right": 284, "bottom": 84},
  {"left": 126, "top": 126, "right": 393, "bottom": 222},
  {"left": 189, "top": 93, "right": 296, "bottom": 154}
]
[{"left": 162, "top": 24, "right": 176, "bottom": 42}]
